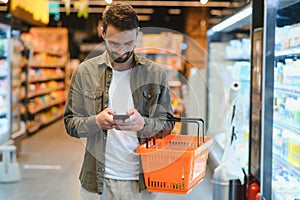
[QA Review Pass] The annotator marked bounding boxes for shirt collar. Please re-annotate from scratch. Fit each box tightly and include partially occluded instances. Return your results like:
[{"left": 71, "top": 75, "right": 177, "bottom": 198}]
[{"left": 97, "top": 50, "right": 147, "bottom": 68}]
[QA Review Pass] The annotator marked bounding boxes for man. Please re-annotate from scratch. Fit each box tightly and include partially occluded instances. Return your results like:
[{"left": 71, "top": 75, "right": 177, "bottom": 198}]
[{"left": 64, "top": 2, "right": 174, "bottom": 200}]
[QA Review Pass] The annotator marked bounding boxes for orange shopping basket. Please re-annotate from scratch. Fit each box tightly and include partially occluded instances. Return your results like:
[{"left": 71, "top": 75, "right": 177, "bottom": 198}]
[{"left": 136, "top": 117, "right": 213, "bottom": 194}]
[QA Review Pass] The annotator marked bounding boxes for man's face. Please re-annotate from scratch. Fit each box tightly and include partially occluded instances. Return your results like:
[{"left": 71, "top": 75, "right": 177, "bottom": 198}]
[{"left": 103, "top": 25, "right": 138, "bottom": 63}]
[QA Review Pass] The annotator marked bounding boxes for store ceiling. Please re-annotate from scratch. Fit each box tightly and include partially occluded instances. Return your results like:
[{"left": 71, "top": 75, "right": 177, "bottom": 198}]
[
  {"left": 0, "top": 0, "right": 249, "bottom": 29},
  {"left": 52, "top": 0, "right": 249, "bottom": 28}
]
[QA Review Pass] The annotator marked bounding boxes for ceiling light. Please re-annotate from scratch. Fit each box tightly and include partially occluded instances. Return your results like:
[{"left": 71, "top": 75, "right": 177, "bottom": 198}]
[
  {"left": 105, "top": 0, "right": 112, "bottom": 4},
  {"left": 210, "top": 4, "right": 252, "bottom": 32},
  {"left": 200, "top": 0, "right": 208, "bottom": 5},
  {"left": 0, "top": 0, "right": 8, "bottom": 3}
]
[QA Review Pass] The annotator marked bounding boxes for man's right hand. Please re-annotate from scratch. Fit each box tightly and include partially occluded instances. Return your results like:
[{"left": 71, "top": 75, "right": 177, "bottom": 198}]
[{"left": 95, "top": 108, "right": 115, "bottom": 130}]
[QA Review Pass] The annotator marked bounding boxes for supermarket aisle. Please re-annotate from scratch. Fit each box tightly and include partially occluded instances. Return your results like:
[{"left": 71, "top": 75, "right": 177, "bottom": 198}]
[
  {"left": 0, "top": 119, "right": 84, "bottom": 200},
  {"left": 0, "top": 119, "right": 213, "bottom": 200}
]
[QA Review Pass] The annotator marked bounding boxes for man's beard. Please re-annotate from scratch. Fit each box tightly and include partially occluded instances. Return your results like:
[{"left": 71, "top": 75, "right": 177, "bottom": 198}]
[{"left": 107, "top": 49, "right": 134, "bottom": 63}]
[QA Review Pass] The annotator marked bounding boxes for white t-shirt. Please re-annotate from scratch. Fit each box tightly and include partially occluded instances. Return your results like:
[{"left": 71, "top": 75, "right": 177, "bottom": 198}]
[{"left": 105, "top": 68, "right": 140, "bottom": 180}]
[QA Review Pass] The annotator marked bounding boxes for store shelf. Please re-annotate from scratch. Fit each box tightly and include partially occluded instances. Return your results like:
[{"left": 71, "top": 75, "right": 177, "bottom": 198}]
[
  {"left": 274, "top": 114, "right": 300, "bottom": 134},
  {"left": 275, "top": 47, "right": 300, "bottom": 57},
  {"left": 27, "top": 85, "right": 65, "bottom": 98},
  {"left": 28, "top": 76, "right": 65, "bottom": 83},
  {"left": 0, "top": 110, "right": 6, "bottom": 117},
  {"left": 28, "top": 98, "right": 65, "bottom": 114},
  {"left": 27, "top": 121, "right": 42, "bottom": 133},
  {"left": 224, "top": 57, "right": 250, "bottom": 62},
  {"left": 20, "top": 27, "right": 68, "bottom": 134},
  {"left": 33, "top": 49, "right": 67, "bottom": 56},
  {"left": 273, "top": 155, "right": 300, "bottom": 179},
  {"left": 40, "top": 111, "right": 63, "bottom": 125},
  {"left": 270, "top": 2, "right": 300, "bottom": 198},
  {"left": 0, "top": 23, "right": 11, "bottom": 145},
  {"left": 136, "top": 48, "right": 180, "bottom": 55},
  {"left": 29, "top": 63, "right": 65, "bottom": 68},
  {"left": 0, "top": 91, "right": 8, "bottom": 96},
  {"left": 275, "top": 83, "right": 300, "bottom": 96},
  {"left": 136, "top": 32, "right": 185, "bottom": 134},
  {"left": 27, "top": 106, "right": 64, "bottom": 134}
]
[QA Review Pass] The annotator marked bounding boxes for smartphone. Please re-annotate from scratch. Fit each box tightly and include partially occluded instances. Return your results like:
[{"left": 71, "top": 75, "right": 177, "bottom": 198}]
[{"left": 113, "top": 114, "right": 130, "bottom": 120}]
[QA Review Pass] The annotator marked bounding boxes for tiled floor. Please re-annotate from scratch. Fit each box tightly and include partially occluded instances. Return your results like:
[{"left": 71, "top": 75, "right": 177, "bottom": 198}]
[{"left": 0, "top": 119, "right": 213, "bottom": 200}]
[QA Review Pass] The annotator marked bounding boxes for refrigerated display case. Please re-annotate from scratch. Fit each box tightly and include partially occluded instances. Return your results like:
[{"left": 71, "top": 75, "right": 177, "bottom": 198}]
[
  {"left": 206, "top": 4, "right": 251, "bottom": 172},
  {"left": 0, "top": 22, "right": 11, "bottom": 145},
  {"left": 272, "top": 1, "right": 300, "bottom": 199},
  {"left": 11, "top": 30, "right": 23, "bottom": 133},
  {"left": 10, "top": 30, "right": 26, "bottom": 155},
  {"left": 249, "top": 0, "right": 300, "bottom": 199}
]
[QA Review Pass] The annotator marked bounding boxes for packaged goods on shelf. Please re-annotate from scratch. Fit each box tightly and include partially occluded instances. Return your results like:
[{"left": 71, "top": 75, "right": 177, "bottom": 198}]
[
  {"left": 20, "top": 27, "right": 68, "bottom": 134},
  {"left": 288, "top": 22, "right": 300, "bottom": 49},
  {"left": 136, "top": 32, "right": 184, "bottom": 71},
  {"left": 136, "top": 31, "right": 186, "bottom": 134},
  {"left": 28, "top": 68, "right": 64, "bottom": 81},
  {"left": 30, "top": 52, "right": 67, "bottom": 67},
  {"left": 141, "top": 34, "right": 163, "bottom": 50},
  {"left": 20, "top": 32, "right": 46, "bottom": 52},
  {"left": 0, "top": 95, "right": 7, "bottom": 111},
  {"left": 0, "top": 37, "right": 9, "bottom": 57},
  {"left": 0, "top": 60, "right": 9, "bottom": 75},
  {"left": 0, "top": 118, "right": 8, "bottom": 134},
  {"left": 39, "top": 105, "right": 64, "bottom": 124},
  {"left": 272, "top": 168, "right": 300, "bottom": 200},
  {"left": 138, "top": 32, "right": 183, "bottom": 54},
  {"left": 275, "top": 26, "right": 291, "bottom": 51},
  {"left": 273, "top": 126, "right": 283, "bottom": 156},
  {"left": 283, "top": 59, "right": 300, "bottom": 85},
  {"left": 225, "top": 39, "right": 251, "bottom": 60},
  {"left": 0, "top": 79, "right": 8, "bottom": 92}
]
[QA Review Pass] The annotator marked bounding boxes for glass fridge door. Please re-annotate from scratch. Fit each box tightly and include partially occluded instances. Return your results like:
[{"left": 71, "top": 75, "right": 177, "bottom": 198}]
[
  {"left": 206, "top": 4, "right": 252, "bottom": 173},
  {"left": 272, "top": 1, "right": 300, "bottom": 198},
  {"left": 0, "top": 23, "right": 11, "bottom": 144}
]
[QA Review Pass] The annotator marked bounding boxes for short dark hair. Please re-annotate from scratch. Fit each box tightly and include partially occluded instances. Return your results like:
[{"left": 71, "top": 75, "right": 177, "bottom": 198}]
[{"left": 102, "top": 2, "right": 139, "bottom": 33}]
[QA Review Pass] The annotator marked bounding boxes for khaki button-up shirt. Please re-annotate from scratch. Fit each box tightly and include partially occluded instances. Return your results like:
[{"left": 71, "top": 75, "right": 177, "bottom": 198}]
[{"left": 64, "top": 52, "right": 174, "bottom": 194}]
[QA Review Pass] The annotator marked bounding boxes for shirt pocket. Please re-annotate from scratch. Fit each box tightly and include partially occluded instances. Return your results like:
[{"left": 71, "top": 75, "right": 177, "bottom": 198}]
[
  {"left": 142, "top": 86, "right": 161, "bottom": 116},
  {"left": 83, "top": 90, "right": 103, "bottom": 115}
]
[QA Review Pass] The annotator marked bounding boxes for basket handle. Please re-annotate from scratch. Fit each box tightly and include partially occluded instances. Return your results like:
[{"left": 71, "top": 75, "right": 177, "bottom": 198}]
[{"left": 166, "top": 116, "right": 205, "bottom": 147}]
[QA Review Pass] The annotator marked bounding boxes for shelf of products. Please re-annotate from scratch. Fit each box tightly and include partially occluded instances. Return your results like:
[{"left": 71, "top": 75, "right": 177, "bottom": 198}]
[
  {"left": 0, "top": 23, "right": 11, "bottom": 145},
  {"left": 9, "top": 30, "right": 27, "bottom": 154},
  {"left": 136, "top": 31, "right": 185, "bottom": 134},
  {"left": 271, "top": 1, "right": 300, "bottom": 198},
  {"left": 11, "top": 31, "right": 27, "bottom": 133},
  {"left": 20, "top": 28, "right": 68, "bottom": 134}
]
